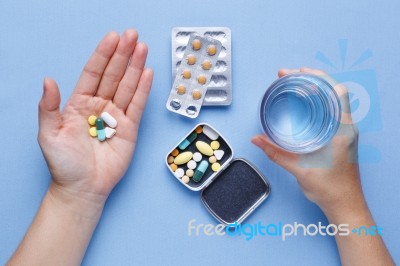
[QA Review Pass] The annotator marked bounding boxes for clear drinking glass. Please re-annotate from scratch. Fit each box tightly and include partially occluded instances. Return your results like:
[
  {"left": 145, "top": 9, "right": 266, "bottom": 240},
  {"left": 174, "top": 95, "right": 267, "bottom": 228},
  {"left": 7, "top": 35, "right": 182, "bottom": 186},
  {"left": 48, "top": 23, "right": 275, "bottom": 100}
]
[{"left": 260, "top": 73, "right": 341, "bottom": 153}]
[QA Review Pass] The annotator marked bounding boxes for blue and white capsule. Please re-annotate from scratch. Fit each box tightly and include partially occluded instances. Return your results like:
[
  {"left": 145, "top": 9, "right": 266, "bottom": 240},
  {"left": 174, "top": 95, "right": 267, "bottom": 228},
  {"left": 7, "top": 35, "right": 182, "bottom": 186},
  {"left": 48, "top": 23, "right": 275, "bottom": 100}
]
[{"left": 96, "top": 118, "right": 106, "bottom": 142}]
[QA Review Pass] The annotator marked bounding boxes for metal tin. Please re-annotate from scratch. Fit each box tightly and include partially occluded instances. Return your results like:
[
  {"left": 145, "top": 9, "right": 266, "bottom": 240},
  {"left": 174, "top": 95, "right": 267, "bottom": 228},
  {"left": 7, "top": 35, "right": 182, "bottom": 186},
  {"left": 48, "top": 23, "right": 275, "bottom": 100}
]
[
  {"left": 171, "top": 27, "right": 232, "bottom": 106},
  {"left": 165, "top": 123, "right": 233, "bottom": 191},
  {"left": 165, "top": 123, "right": 270, "bottom": 225}
]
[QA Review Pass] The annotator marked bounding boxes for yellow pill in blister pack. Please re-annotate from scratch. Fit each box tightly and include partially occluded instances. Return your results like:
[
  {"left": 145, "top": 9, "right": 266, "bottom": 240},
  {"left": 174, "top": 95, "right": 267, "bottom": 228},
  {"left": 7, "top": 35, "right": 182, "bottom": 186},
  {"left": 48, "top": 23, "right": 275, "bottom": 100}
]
[
  {"left": 207, "top": 45, "right": 217, "bottom": 56},
  {"left": 89, "top": 127, "right": 97, "bottom": 137},
  {"left": 192, "top": 39, "right": 202, "bottom": 50},
  {"left": 186, "top": 55, "right": 196, "bottom": 65},
  {"left": 176, "top": 85, "right": 186, "bottom": 95},
  {"left": 197, "top": 75, "right": 207, "bottom": 85},
  {"left": 210, "top": 141, "right": 220, "bottom": 150},
  {"left": 192, "top": 90, "right": 202, "bottom": 100},
  {"left": 201, "top": 60, "right": 212, "bottom": 70},
  {"left": 211, "top": 162, "right": 221, "bottom": 172},
  {"left": 88, "top": 115, "right": 97, "bottom": 126},
  {"left": 182, "top": 70, "right": 191, "bottom": 79}
]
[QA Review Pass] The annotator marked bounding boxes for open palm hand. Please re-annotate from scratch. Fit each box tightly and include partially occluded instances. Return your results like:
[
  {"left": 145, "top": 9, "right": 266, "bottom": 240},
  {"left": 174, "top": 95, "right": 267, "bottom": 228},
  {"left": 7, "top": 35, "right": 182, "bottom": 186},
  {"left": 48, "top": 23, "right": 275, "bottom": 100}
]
[{"left": 38, "top": 29, "right": 153, "bottom": 201}]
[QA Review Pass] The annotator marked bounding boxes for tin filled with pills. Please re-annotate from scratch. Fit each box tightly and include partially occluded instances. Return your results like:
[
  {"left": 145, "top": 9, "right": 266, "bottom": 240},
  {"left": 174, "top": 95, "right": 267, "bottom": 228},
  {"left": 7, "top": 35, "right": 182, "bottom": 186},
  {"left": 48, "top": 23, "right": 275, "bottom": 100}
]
[
  {"left": 166, "top": 123, "right": 271, "bottom": 225},
  {"left": 260, "top": 73, "right": 341, "bottom": 153}
]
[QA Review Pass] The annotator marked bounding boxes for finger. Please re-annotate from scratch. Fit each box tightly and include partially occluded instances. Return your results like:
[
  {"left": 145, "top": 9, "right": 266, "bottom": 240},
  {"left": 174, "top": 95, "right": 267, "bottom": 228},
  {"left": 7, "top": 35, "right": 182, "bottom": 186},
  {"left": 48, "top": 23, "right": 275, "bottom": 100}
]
[
  {"left": 251, "top": 134, "right": 299, "bottom": 175},
  {"left": 126, "top": 68, "right": 154, "bottom": 124},
  {"left": 299, "top": 67, "right": 353, "bottom": 124},
  {"left": 278, "top": 68, "right": 300, "bottom": 77},
  {"left": 73, "top": 32, "right": 119, "bottom": 96},
  {"left": 96, "top": 29, "right": 139, "bottom": 100},
  {"left": 113, "top": 42, "right": 148, "bottom": 111},
  {"left": 39, "top": 78, "right": 62, "bottom": 137}
]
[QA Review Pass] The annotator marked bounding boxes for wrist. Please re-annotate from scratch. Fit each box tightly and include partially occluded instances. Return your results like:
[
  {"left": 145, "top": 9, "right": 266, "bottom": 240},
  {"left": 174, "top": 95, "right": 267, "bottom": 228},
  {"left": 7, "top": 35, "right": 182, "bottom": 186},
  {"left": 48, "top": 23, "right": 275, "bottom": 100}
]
[
  {"left": 321, "top": 191, "right": 372, "bottom": 226},
  {"left": 47, "top": 182, "right": 106, "bottom": 221}
]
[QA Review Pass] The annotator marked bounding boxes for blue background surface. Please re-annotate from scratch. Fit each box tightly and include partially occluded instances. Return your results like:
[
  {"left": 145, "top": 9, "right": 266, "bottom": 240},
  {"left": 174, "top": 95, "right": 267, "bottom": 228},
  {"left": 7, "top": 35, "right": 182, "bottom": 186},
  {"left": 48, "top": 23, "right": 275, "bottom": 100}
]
[{"left": 1, "top": 0, "right": 399, "bottom": 265}]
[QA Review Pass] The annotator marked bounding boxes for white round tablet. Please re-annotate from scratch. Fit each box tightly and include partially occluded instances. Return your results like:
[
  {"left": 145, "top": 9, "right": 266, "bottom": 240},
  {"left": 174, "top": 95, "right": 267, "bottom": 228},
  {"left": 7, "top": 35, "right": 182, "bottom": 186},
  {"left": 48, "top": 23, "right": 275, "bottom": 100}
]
[
  {"left": 193, "top": 152, "right": 202, "bottom": 162},
  {"left": 174, "top": 168, "right": 185, "bottom": 178},
  {"left": 187, "top": 160, "right": 197, "bottom": 170}
]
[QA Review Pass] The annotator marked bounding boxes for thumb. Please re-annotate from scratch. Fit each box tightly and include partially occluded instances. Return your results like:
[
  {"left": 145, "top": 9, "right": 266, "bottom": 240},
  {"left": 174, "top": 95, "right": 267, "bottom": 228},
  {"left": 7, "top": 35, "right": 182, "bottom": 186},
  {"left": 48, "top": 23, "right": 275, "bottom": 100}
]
[
  {"left": 39, "top": 77, "right": 61, "bottom": 137},
  {"left": 251, "top": 134, "right": 299, "bottom": 175}
]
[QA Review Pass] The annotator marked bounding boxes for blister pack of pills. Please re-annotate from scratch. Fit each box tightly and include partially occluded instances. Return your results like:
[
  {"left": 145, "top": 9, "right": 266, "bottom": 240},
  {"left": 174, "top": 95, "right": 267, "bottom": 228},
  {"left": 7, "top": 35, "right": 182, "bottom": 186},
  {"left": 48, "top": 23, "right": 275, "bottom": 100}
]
[
  {"left": 166, "top": 34, "right": 222, "bottom": 118},
  {"left": 171, "top": 27, "right": 232, "bottom": 106}
]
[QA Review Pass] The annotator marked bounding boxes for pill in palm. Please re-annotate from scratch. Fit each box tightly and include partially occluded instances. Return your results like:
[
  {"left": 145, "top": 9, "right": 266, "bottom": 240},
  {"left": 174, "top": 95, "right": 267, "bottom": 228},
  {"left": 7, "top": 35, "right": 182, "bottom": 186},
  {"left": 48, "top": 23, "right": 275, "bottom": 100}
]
[
  {"left": 101, "top": 112, "right": 117, "bottom": 128},
  {"left": 193, "top": 152, "right": 202, "bottom": 162},
  {"left": 89, "top": 127, "right": 97, "bottom": 137},
  {"left": 196, "top": 141, "right": 214, "bottom": 156},
  {"left": 96, "top": 118, "right": 106, "bottom": 142},
  {"left": 187, "top": 160, "right": 197, "bottom": 170},
  {"left": 88, "top": 115, "right": 97, "bottom": 126},
  {"left": 105, "top": 127, "right": 116, "bottom": 139}
]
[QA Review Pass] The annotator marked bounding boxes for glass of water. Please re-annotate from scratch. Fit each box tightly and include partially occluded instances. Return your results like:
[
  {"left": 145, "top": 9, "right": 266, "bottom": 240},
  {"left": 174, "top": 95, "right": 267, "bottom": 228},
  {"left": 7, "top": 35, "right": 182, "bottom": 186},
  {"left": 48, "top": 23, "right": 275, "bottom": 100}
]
[{"left": 260, "top": 73, "right": 341, "bottom": 153}]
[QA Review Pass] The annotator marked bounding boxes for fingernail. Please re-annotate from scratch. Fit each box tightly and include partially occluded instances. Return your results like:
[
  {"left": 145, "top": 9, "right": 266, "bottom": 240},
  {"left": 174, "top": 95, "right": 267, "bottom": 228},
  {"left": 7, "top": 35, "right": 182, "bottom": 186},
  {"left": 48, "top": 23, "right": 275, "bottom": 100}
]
[{"left": 251, "top": 136, "right": 266, "bottom": 148}]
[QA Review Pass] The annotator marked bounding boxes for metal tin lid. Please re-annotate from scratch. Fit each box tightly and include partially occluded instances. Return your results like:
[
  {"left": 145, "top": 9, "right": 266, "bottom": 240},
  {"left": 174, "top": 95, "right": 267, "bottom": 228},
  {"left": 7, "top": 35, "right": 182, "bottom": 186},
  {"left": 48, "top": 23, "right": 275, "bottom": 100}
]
[{"left": 200, "top": 158, "right": 270, "bottom": 225}]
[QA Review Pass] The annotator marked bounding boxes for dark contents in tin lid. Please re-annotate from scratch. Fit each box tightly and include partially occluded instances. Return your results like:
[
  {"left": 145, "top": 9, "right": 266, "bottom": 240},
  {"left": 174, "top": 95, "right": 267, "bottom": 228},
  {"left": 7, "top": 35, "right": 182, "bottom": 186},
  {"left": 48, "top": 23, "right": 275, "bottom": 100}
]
[{"left": 201, "top": 160, "right": 269, "bottom": 224}]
